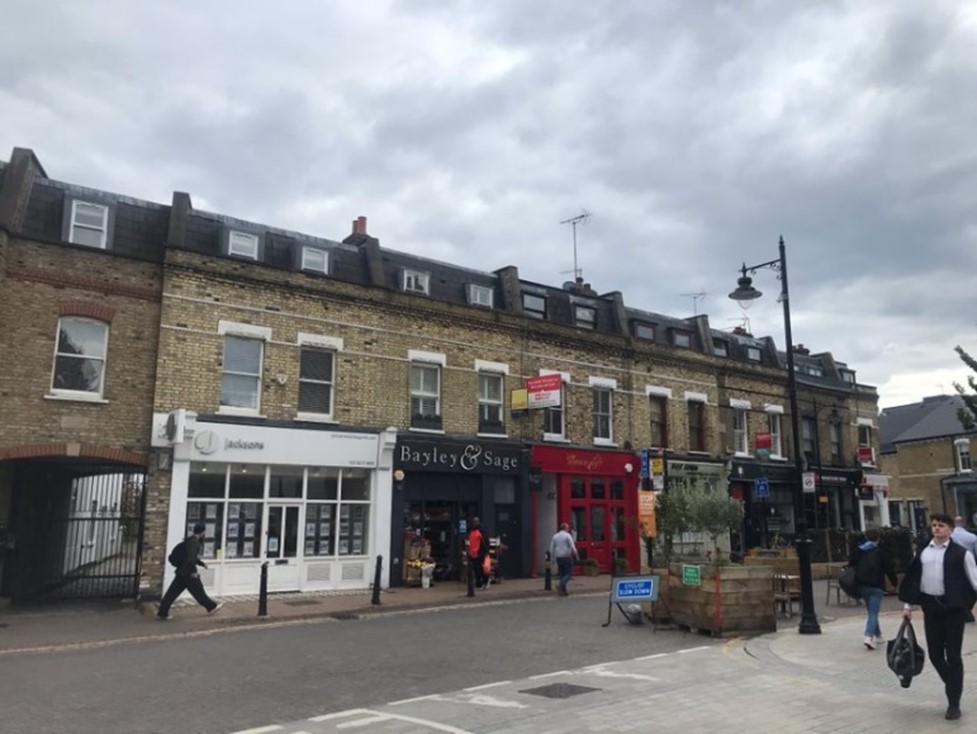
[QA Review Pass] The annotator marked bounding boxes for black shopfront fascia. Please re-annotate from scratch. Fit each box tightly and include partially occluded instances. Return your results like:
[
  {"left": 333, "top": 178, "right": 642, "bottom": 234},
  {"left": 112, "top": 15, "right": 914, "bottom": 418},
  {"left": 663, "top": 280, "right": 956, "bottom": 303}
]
[{"left": 389, "top": 436, "right": 530, "bottom": 586}]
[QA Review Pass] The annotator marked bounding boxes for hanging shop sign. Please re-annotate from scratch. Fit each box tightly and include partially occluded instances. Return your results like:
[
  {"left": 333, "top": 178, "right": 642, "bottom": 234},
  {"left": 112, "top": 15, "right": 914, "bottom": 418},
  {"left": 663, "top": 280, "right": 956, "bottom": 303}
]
[
  {"left": 755, "top": 431, "right": 772, "bottom": 459},
  {"left": 666, "top": 460, "right": 726, "bottom": 494},
  {"left": 526, "top": 373, "right": 563, "bottom": 409}
]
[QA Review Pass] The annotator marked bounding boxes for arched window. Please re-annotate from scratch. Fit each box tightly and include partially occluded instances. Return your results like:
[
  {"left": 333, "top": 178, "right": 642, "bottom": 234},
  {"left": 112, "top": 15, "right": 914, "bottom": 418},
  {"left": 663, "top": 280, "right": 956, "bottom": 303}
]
[{"left": 51, "top": 317, "right": 109, "bottom": 397}]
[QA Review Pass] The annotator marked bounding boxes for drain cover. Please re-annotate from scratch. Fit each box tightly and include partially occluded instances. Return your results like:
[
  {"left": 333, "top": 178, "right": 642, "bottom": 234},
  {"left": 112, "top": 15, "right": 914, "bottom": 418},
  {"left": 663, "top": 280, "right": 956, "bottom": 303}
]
[
  {"left": 519, "top": 683, "right": 600, "bottom": 699},
  {"left": 283, "top": 599, "right": 321, "bottom": 607}
]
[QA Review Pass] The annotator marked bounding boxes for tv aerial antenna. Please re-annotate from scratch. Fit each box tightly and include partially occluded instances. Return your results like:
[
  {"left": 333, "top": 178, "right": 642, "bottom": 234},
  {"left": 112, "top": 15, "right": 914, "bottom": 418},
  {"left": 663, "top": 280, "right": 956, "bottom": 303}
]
[
  {"left": 728, "top": 315, "right": 752, "bottom": 333},
  {"left": 560, "top": 210, "right": 591, "bottom": 281},
  {"left": 681, "top": 289, "right": 707, "bottom": 315}
]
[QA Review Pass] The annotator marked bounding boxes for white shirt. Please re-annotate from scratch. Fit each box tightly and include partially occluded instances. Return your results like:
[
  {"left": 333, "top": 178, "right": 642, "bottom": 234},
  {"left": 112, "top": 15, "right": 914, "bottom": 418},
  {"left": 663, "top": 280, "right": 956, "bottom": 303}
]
[
  {"left": 905, "top": 539, "right": 977, "bottom": 609},
  {"left": 550, "top": 530, "right": 577, "bottom": 560}
]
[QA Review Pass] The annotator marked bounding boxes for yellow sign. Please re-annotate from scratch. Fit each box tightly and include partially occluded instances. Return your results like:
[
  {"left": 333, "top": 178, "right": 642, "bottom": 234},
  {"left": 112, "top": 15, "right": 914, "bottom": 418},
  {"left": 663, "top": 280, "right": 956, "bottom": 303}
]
[
  {"left": 639, "top": 491, "right": 657, "bottom": 537},
  {"left": 511, "top": 388, "right": 528, "bottom": 411}
]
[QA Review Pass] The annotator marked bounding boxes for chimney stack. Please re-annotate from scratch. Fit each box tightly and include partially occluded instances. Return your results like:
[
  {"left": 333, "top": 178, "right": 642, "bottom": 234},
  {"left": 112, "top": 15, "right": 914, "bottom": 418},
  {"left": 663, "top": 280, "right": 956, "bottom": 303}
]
[{"left": 351, "top": 216, "right": 368, "bottom": 236}]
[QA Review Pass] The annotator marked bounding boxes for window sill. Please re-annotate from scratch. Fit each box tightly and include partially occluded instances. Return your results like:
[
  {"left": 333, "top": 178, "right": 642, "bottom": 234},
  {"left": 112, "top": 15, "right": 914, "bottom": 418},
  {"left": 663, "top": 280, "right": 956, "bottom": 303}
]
[
  {"left": 687, "top": 450, "right": 712, "bottom": 456},
  {"left": 769, "top": 455, "right": 788, "bottom": 462},
  {"left": 217, "top": 407, "right": 266, "bottom": 418},
  {"left": 295, "top": 412, "right": 336, "bottom": 424},
  {"left": 44, "top": 393, "right": 109, "bottom": 405},
  {"left": 593, "top": 439, "right": 617, "bottom": 448},
  {"left": 477, "top": 432, "right": 509, "bottom": 439},
  {"left": 734, "top": 451, "right": 752, "bottom": 458},
  {"left": 543, "top": 434, "right": 570, "bottom": 443},
  {"left": 410, "top": 427, "right": 445, "bottom": 435}
]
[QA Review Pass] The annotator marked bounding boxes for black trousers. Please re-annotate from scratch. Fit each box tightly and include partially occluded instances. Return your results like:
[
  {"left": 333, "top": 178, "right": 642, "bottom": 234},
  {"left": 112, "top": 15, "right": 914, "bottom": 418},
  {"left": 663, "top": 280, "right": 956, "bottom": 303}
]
[
  {"left": 158, "top": 574, "right": 217, "bottom": 615},
  {"left": 469, "top": 556, "right": 486, "bottom": 588},
  {"left": 920, "top": 595, "right": 968, "bottom": 706}
]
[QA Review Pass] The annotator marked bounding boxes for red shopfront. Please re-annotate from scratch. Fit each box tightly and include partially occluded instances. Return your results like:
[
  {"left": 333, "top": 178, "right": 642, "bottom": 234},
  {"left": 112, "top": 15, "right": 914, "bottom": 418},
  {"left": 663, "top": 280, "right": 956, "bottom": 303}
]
[{"left": 530, "top": 445, "right": 640, "bottom": 574}]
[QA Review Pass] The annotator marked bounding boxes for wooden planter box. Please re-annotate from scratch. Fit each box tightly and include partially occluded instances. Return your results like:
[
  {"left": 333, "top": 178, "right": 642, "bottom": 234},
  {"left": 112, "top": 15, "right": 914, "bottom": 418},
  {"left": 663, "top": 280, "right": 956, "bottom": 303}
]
[{"left": 662, "top": 563, "right": 776, "bottom": 637}]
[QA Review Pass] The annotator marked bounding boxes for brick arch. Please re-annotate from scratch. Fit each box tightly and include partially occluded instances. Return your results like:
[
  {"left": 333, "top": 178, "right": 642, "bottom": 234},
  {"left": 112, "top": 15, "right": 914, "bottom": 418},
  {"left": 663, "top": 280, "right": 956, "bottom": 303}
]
[
  {"left": 58, "top": 301, "right": 116, "bottom": 322},
  {"left": 0, "top": 443, "right": 147, "bottom": 467}
]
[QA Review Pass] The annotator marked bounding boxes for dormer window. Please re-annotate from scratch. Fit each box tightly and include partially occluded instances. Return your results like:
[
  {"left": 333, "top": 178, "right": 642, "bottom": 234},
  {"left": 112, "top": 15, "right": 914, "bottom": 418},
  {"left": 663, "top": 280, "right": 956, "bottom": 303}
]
[
  {"left": 68, "top": 201, "right": 109, "bottom": 249},
  {"left": 713, "top": 339, "right": 728, "bottom": 357},
  {"left": 228, "top": 231, "right": 259, "bottom": 260},
  {"left": 633, "top": 322, "right": 655, "bottom": 340},
  {"left": 746, "top": 346, "right": 762, "bottom": 362},
  {"left": 468, "top": 284, "right": 494, "bottom": 308},
  {"left": 403, "top": 269, "right": 430, "bottom": 295},
  {"left": 575, "top": 306, "right": 596, "bottom": 330},
  {"left": 301, "top": 247, "right": 328, "bottom": 274},
  {"left": 672, "top": 330, "right": 692, "bottom": 348},
  {"left": 805, "top": 365, "right": 823, "bottom": 377},
  {"left": 523, "top": 293, "right": 546, "bottom": 319},
  {"left": 840, "top": 370, "right": 856, "bottom": 384}
]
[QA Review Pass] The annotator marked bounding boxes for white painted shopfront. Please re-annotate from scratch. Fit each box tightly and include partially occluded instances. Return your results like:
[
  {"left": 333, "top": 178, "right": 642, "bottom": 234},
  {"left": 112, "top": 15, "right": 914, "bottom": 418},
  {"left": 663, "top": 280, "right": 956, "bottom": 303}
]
[{"left": 153, "top": 413, "right": 397, "bottom": 596}]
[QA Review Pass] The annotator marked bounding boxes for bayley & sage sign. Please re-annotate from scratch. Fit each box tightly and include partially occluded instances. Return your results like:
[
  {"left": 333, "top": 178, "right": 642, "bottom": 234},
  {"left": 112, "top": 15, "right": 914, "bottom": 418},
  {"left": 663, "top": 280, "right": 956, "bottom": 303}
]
[{"left": 397, "top": 438, "right": 522, "bottom": 474}]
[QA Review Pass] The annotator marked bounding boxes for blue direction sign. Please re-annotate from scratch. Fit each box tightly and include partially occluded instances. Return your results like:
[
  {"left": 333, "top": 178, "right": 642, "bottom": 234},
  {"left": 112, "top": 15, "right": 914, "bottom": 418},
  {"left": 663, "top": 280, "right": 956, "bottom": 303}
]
[
  {"left": 755, "top": 477, "right": 770, "bottom": 499},
  {"left": 639, "top": 449, "right": 650, "bottom": 479},
  {"left": 611, "top": 575, "right": 660, "bottom": 603}
]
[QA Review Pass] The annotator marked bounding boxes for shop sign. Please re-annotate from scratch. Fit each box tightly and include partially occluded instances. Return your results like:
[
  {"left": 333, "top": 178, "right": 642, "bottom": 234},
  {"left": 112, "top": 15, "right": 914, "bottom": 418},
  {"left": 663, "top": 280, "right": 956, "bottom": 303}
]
[
  {"left": 397, "top": 438, "right": 521, "bottom": 474},
  {"left": 531, "top": 445, "right": 637, "bottom": 476},
  {"left": 858, "top": 446, "right": 875, "bottom": 465},
  {"left": 526, "top": 374, "right": 563, "bottom": 409},
  {"left": 682, "top": 564, "right": 701, "bottom": 586},
  {"left": 667, "top": 461, "right": 726, "bottom": 494},
  {"left": 651, "top": 456, "right": 665, "bottom": 490},
  {"left": 639, "top": 449, "right": 649, "bottom": 479}
]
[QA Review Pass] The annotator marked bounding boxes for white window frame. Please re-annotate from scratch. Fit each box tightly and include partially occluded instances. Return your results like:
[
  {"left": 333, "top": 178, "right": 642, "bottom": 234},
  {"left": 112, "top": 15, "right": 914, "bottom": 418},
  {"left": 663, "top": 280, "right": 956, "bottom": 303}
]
[
  {"left": 592, "top": 387, "right": 614, "bottom": 444},
  {"left": 541, "top": 369, "right": 570, "bottom": 442},
  {"left": 575, "top": 306, "right": 597, "bottom": 330},
  {"left": 672, "top": 331, "right": 692, "bottom": 348},
  {"left": 409, "top": 352, "right": 443, "bottom": 431},
  {"left": 730, "top": 399, "right": 751, "bottom": 455},
  {"left": 403, "top": 269, "right": 430, "bottom": 295},
  {"left": 955, "top": 438, "right": 972, "bottom": 474},
  {"left": 746, "top": 346, "right": 762, "bottom": 362},
  {"left": 228, "top": 230, "right": 259, "bottom": 260},
  {"left": 765, "top": 406, "right": 784, "bottom": 459},
  {"left": 49, "top": 317, "right": 110, "bottom": 401},
  {"left": 301, "top": 247, "right": 329, "bottom": 274},
  {"left": 219, "top": 336, "right": 264, "bottom": 415},
  {"left": 68, "top": 201, "right": 109, "bottom": 249},
  {"left": 634, "top": 322, "right": 655, "bottom": 340},
  {"left": 468, "top": 284, "right": 494, "bottom": 308},
  {"left": 477, "top": 372, "right": 505, "bottom": 435},
  {"left": 713, "top": 339, "right": 729, "bottom": 357}
]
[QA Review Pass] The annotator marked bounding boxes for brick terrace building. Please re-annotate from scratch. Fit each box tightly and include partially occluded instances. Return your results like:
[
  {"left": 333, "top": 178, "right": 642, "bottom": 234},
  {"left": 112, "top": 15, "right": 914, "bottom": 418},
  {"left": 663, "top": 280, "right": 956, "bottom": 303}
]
[{"left": 0, "top": 146, "right": 883, "bottom": 602}]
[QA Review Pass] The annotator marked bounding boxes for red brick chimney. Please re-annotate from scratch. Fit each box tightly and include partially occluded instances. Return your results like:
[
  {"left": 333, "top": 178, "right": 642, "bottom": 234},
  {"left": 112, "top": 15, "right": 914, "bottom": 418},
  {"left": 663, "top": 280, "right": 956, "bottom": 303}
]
[{"left": 351, "top": 216, "right": 367, "bottom": 236}]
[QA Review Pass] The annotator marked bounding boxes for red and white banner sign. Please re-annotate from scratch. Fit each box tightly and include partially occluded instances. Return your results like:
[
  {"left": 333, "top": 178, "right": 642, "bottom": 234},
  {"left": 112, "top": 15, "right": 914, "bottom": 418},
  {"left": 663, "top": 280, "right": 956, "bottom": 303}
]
[{"left": 526, "top": 373, "right": 562, "bottom": 409}]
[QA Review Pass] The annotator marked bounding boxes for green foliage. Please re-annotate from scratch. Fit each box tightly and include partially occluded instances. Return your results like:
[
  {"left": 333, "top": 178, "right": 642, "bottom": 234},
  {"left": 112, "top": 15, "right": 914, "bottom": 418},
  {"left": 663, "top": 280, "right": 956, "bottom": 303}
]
[
  {"left": 655, "top": 488, "right": 694, "bottom": 562},
  {"left": 954, "top": 345, "right": 977, "bottom": 431},
  {"left": 690, "top": 490, "right": 745, "bottom": 556}
]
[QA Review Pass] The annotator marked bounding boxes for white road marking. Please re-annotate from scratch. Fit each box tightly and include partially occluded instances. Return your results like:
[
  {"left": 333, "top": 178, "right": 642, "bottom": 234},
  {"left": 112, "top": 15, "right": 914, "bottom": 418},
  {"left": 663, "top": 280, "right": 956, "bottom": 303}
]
[
  {"left": 463, "top": 680, "right": 511, "bottom": 691},
  {"left": 336, "top": 714, "right": 390, "bottom": 729},
  {"left": 374, "top": 712, "right": 476, "bottom": 734},
  {"left": 309, "top": 709, "right": 371, "bottom": 722},
  {"left": 227, "top": 726, "right": 282, "bottom": 734},
  {"left": 427, "top": 692, "right": 528, "bottom": 709},
  {"left": 678, "top": 645, "right": 710, "bottom": 654},
  {"left": 636, "top": 653, "right": 668, "bottom": 660},
  {"left": 528, "top": 670, "right": 570, "bottom": 679}
]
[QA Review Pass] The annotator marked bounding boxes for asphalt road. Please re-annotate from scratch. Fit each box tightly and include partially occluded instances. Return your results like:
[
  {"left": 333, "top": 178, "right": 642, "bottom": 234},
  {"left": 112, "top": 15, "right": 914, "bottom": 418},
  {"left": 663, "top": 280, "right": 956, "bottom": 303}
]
[{"left": 0, "top": 594, "right": 722, "bottom": 734}]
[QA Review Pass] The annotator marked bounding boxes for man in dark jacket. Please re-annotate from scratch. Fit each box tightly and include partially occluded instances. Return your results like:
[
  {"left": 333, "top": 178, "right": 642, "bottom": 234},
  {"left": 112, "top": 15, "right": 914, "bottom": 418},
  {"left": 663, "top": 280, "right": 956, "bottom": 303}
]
[
  {"left": 900, "top": 513, "right": 977, "bottom": 720},
  {"left": 852, "top": 528, "right": 898, "bottom": 650},
  {"left": 157, "top": 523, "right": 223, "bottom": 620}
]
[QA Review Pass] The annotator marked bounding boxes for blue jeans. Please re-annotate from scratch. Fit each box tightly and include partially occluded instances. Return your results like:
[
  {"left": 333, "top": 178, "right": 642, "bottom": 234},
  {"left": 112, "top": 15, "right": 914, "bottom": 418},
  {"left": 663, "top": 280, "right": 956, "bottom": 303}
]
[
  {"left": 556, "top": 557, "right": 573, "bottom": 594},
  {"left": 861, "top": 585, "right": 884, "bottom": 637}
]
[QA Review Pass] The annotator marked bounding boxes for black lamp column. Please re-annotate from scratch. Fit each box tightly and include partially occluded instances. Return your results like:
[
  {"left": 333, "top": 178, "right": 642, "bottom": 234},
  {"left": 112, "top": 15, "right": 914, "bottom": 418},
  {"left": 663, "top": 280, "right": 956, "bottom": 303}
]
[{"left": 729, "top": 236, "right": 821, "bottom": 634}]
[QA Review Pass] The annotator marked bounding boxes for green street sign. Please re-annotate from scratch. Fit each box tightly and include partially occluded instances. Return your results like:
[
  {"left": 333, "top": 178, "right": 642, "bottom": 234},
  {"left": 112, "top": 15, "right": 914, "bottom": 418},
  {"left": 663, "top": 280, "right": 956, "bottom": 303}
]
[{"left": 682, "top": 564, "right": 701, "bottom": 586}]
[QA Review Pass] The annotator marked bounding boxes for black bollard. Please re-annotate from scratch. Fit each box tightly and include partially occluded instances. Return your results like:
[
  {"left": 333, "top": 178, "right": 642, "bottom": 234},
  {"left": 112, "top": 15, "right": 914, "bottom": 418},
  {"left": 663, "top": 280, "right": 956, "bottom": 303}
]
[
  {"left": 371, "top": 554, "right": 383, "bottom": 606},
  {"left": 257, "top": 561, "right": 269, "bottom": 617},
  {"left": 544, "top": 551, "right": 552, "bottom": 591},
  {"left": 467, "top": 557, "right": 475, "bottom": 598}
]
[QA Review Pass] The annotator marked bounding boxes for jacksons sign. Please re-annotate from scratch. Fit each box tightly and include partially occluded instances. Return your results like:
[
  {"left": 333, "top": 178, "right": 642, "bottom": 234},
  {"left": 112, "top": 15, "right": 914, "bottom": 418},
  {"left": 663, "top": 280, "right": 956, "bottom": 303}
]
[{"left": 397, "top": 439, "right": 522, "bottom": 474}]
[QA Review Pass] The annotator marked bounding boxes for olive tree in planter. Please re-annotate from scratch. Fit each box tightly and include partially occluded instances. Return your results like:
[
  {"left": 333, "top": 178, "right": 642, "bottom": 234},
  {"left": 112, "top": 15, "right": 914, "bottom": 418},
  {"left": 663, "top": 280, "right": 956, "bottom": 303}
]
[{"left": 662, "top": 489, "right": 776, "bottom": 636}]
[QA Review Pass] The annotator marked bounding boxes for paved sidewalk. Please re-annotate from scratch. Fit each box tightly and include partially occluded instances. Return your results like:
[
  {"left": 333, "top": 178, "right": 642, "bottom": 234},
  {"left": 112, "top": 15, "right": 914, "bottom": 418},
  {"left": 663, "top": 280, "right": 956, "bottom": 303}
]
[{"left": 0, "top": 574, "right": 610, "bottom": 653}]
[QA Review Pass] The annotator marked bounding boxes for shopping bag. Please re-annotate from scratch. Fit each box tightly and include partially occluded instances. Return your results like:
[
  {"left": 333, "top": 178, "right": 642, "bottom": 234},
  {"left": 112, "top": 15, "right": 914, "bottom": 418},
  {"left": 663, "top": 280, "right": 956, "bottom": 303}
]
[
  {"left": 887, "top": 618, "right": 926, "bottom": 688},
  {"left": 838, "top": 566, "right": 861, "bottom": 599},
  {"left": 482, "top": 555, "right": 492, "bottom": 578}
]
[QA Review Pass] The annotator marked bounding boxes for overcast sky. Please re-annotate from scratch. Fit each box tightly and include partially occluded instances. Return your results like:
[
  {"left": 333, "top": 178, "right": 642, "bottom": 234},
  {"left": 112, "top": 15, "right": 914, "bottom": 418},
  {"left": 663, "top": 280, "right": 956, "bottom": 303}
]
[{"left": 3, "top": 1, "right": 976, "bottom": 408}]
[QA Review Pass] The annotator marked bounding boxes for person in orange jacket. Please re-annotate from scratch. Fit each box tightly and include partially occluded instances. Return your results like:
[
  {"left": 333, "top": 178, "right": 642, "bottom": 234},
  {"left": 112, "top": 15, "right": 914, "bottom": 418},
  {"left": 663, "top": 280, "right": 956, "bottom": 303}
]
[{"left": 467, "top": 517, "right": 490, "bottom": 589}]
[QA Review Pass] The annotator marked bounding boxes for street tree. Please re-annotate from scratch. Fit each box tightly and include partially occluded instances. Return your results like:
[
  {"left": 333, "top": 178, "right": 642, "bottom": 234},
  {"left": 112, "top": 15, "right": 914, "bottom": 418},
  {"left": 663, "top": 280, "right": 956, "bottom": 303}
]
[{"left": 954, "top": 345, "right": 977, "bottom": 430}]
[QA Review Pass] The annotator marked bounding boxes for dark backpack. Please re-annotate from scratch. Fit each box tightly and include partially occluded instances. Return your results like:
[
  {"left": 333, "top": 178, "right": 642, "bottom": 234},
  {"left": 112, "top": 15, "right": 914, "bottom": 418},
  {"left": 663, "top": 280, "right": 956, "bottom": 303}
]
[{"left": 168, "top": 540, "right": 187, "bottom": 569}]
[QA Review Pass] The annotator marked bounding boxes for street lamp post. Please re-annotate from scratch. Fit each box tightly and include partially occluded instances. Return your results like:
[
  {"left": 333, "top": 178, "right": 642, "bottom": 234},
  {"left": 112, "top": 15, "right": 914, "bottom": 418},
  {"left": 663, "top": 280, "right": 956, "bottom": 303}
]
[{"left": 729, "top": 236, "right": 821, "bottom": 635}]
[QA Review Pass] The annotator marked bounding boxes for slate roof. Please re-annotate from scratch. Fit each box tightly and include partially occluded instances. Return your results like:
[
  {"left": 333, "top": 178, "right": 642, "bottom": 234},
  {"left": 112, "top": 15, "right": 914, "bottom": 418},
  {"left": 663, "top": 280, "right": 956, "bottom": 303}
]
[{"left": 879, "top": 395, "right": 970, "bottom": 451}]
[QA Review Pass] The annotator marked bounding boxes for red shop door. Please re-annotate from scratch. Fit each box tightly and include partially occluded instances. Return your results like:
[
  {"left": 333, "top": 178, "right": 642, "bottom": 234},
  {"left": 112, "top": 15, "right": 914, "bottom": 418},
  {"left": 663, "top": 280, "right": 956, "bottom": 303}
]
[{"left": 563, "top": 476, "right": 629, "bottom": 573}]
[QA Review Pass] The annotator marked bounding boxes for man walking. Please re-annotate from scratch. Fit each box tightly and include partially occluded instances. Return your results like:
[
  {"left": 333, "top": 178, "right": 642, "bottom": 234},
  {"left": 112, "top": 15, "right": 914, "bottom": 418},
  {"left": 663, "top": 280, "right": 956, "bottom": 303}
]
[
  {"left": 157, "top": 523, "right": 224, "bottom": 620},
  {"left": 467, "top": 517, "right": 489, "bottom": 590},
  {"left": 549, "top": 522, "right": 578, "bottom": 597},
  {"left": 900, "top": 513, "right": 977, "bottom": 720},
  {"left": 850, "top": 528, "right": 898, "bottom": 650}
]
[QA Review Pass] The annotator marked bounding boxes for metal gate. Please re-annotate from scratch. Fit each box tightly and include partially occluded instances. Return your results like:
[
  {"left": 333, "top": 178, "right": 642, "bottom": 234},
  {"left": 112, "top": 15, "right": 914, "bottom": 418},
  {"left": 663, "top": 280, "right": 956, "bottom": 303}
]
[{"left": 37, "top": 471, "right": 148, "bottom": 600}]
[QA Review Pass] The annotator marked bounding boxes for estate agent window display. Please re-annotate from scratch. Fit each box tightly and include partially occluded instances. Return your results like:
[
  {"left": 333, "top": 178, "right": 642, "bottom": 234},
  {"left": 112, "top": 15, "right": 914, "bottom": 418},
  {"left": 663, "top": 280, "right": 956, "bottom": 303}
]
[{"left": 184, "top": 462, "right": 372, "bottom": 561}]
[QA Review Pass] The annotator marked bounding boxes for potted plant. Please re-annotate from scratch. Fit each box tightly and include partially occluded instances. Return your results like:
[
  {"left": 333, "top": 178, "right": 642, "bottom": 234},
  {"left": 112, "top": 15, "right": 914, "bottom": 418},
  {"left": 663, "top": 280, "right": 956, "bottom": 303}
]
[
  {"left": 614, "top": 556, "right": 630, "bottom": 575},
  {"left": 582, "top": 557, "right": 600, "bottom": 576}
]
